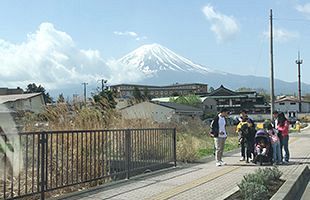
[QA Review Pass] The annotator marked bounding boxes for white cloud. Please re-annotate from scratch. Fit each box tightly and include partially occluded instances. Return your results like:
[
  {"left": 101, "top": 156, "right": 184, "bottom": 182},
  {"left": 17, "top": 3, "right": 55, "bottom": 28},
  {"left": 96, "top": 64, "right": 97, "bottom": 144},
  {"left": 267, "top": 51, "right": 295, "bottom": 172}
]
[
  {"left": 0, "top": 23, "right": 144, "bottom": 91},
  {"left": 114, "top": 30, "right": 147, "bottom": 41},
  {"left": 106, "top": 59, "right": 144, "bottom": 84},
  {"left": 202, "top": 4, "right": 239, "bottom": 42},
  {"left": 296, "top": 3, "right": 310, "bottom": 16},
  {"left": 114, "top": 31, "right": 138, "bottom": 37},
  {"left": 263, "top": 28, "right": 299, "bottom": 42}
]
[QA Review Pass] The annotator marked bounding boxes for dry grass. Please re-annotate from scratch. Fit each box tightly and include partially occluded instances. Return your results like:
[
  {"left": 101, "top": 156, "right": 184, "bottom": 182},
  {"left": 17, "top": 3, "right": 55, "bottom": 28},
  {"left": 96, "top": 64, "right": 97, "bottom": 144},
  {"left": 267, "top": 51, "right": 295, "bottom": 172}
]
[{"left": 1, "top": 101, "right": 240, "bottom": 198}]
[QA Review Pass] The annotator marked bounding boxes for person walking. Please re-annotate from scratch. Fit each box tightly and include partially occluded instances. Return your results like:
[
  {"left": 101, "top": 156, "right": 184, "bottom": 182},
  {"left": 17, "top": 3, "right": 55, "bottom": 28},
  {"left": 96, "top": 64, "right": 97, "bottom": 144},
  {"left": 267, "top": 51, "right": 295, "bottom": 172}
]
[
  {"left": 210, "top": 108, "right": 229, "bottom": 167},
  {"left": 277, "top": 112, "right": 290, "bottom": 164}
]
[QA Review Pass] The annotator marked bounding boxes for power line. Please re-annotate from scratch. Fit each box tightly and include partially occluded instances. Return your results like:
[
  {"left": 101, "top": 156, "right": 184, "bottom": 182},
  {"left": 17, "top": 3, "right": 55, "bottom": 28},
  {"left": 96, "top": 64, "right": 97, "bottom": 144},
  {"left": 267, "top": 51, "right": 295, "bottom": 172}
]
[{"left": 273, "top": 17, "right": 310, "bottom": 22}]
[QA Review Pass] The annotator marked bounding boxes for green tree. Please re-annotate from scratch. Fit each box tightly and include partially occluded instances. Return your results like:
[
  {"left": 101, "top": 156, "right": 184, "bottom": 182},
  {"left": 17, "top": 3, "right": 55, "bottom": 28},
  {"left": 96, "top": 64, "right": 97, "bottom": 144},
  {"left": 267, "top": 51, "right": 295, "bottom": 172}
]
[
  {"left": 25, "top": 83, "right": 53, "bottom": 103},
  {"left": 57, "top": 93, "right": 65, "bottom": 103},
  {"left": 170, "top": 94, "right": 202, "bottom": 108},
  {"left": 133, "top": 86, "right": 143, "bottom": 102},
  {"left": 256, "top": 88, "right": 270, "bottom": 102},
  {"left": 93, "top": 89, "right": 117, "bottom": 109}
]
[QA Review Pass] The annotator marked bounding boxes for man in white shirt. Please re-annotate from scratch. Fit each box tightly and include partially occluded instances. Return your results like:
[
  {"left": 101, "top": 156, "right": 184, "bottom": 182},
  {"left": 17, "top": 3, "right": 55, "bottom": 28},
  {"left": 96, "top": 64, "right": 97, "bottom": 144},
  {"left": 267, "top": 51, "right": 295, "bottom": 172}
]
[{"left": 210, "top": 108, "right": 229, "bottom": 166}]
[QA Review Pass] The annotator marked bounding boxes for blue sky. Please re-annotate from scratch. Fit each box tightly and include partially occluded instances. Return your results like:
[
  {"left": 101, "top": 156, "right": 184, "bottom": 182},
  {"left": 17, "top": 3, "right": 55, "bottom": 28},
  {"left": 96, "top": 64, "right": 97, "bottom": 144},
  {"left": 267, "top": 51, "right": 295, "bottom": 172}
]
[{"left": 0, "top": 0, "right": 310, "bottom": 92}]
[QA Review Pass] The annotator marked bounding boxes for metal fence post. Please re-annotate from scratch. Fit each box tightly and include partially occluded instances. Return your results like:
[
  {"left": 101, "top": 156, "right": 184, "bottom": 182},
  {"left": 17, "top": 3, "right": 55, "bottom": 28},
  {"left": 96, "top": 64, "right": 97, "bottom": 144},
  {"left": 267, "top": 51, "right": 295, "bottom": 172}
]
[
  {"left": 125, "top": 129, "right": 131, "bottom": 179},
  {"left": 40, "top": 132, "right": 47, "bottom": 200},
  {"left": 173, "top": 128, "right": 177, "bottom": 167}
]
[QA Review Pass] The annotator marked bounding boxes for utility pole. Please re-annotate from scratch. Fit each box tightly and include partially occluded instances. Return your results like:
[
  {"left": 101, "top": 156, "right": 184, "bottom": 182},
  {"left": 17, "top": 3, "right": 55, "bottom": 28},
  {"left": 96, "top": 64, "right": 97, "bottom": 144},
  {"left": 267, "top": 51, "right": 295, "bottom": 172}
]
[
  {"left": 296, "top": 51, "right": 303, "bottom": 113},
  {"left": 270, "top": 9, "right": 275, "bottom": 120},
  {"left": 82, "top": 82, "right": 88, "bottom": 103}
]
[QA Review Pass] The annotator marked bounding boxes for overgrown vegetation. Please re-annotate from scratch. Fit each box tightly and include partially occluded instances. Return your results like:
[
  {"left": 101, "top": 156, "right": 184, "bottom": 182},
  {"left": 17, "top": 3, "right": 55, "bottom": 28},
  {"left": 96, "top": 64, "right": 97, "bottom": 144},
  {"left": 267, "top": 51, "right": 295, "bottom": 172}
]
[
  {"left": 174, "top": 119, "right": 238, "bottom": 162},
  {"left": 169, "top": 94, "right": 202, "bottom": 108}
]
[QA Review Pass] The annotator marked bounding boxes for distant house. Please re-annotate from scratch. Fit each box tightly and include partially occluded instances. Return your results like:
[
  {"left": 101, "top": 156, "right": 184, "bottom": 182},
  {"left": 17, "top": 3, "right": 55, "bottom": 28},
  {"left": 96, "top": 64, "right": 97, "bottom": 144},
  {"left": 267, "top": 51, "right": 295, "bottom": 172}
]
[
  {"left": 204, "top": 85, "right": 269, "bottom": 114},
  {"left": 120, "top": 101, "right": 203, "bottom": 123},
  {"left": 200, "top": 97, "right": 218, "bottom": 114},
  {"left": 111, "top": 83, "right": 208, "bottom": 98},
  {"left": 275, "top": 96, "right": 310, "bottom": 113},
  {"left": 152, "top": 96, "right": 217, "bottom": 115},
  {"left": 0, "top": 93, "right": 46, "bottom": 113},
  {"left": 0, "top": 87, "right": 23, "bottom": 95}
]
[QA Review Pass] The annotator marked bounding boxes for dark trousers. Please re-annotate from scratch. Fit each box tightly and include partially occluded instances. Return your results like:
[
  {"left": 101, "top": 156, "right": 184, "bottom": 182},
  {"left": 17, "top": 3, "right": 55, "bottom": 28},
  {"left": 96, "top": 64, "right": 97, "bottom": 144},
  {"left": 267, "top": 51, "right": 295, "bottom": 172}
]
[{"left": 241, "top": 140, "right": 253, "bottom": 160}]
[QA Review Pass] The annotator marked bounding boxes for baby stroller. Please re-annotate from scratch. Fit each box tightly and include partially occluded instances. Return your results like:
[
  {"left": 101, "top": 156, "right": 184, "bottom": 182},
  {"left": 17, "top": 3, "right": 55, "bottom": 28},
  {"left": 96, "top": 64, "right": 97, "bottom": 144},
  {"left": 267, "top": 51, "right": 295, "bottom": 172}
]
[{"left": 253, "top": 129, "right": 273, "bottom": 166}]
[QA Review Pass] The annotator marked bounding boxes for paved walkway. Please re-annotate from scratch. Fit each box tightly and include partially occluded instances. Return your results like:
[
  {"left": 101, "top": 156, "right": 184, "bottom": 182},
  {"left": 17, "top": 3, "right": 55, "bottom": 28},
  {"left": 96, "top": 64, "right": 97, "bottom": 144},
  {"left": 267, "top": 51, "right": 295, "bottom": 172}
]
[{"left": 58, "top": 127, "right": 310, "bottom": 200}]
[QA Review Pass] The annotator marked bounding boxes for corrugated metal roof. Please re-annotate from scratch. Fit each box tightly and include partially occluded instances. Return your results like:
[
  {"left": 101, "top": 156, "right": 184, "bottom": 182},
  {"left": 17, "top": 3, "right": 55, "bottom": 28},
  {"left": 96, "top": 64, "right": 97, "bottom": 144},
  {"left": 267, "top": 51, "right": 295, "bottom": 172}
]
[{"left": 0, "top": 93, "right": 42, "bottom": 104}]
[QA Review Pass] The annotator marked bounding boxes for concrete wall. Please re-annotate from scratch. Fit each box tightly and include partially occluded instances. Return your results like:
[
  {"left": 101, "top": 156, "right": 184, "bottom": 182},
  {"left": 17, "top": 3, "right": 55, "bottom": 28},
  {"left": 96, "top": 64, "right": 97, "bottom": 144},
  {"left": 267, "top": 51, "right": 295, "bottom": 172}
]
[
  {"left": 121, "top": 102, "right": 175, "bottom": 123},
  {"left": 275, "top": 101, "right": 310, "bottom": 113},
  {"left": 202, "top": 98, "right": 217, "bottom": 114},
  {"left": 4, "top": 95, "right": 45, "bottom": 113}
]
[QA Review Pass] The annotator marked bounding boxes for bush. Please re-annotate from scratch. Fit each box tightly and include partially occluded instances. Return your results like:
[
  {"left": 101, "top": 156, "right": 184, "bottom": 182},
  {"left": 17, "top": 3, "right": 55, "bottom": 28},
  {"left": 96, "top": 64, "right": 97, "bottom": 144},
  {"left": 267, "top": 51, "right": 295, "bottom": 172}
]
[
  {"left": 238, "top": 167, "right": 283, "bottom": 200},
  {"left": 255, "top": 167, "right": 282, "bottom": 182},
  {"left": 238, "top": 181, "right": 268, "bottom": 200}
]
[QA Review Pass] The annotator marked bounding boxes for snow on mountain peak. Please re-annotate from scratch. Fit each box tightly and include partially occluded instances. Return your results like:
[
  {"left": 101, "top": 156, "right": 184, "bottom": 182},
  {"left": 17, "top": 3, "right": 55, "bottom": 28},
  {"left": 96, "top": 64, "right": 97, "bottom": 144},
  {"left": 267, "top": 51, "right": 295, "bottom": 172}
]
[{"left": 117, "top": 43, "right": 215, "bottom": 75}]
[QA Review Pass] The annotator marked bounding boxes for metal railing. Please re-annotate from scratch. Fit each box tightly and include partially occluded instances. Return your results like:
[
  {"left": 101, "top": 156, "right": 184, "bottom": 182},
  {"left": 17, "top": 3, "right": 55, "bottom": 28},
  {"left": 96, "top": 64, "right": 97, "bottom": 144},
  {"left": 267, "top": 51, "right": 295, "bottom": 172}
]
[{"left": 0, "top": 128, "right": 176, "bottom": 199}]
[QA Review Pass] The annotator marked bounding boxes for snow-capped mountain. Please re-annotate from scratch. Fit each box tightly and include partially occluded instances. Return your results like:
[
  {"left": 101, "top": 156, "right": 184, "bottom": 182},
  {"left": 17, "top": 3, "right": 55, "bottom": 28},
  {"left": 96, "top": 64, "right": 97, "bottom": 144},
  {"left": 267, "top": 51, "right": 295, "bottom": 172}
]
[
  {"left": 118, "top": 43, "right": 221, "bottom": 76},
  {"left": 116, "top": 43, "right": 310, "bottom": 94}
]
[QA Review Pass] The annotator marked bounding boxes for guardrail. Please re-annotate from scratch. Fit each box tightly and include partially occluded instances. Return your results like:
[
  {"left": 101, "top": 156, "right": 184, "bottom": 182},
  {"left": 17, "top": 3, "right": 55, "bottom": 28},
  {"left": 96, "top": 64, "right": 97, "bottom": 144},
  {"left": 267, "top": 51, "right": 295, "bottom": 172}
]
[{"left": 0, "top": 128, "right": 176, "bottom": 199}]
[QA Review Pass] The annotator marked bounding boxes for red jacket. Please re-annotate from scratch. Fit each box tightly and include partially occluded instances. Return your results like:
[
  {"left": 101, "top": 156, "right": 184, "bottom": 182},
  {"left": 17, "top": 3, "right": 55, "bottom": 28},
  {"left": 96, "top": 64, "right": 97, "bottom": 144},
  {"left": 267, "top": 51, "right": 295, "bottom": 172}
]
[{"left": 277, "top": 120, "right": 289, "bottom": 137}]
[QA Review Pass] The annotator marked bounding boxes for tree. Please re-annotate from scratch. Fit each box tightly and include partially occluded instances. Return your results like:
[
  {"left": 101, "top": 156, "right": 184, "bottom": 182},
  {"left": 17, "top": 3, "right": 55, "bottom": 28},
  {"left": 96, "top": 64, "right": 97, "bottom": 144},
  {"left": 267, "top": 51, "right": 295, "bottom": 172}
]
[
  {"left": 170, "top": 94, "right": 202, "bottom": 108},
  {"left": 25, "top": 83, "right": 53, "bottom": 103},
  {"left": 256, "top": 88, "right": 270, "bottom": 102},
  {"left": 133, "top": 86, "right": 143, "bottom": 102},
  {"left": 93, "top": 89, "right": 117, "bottom": 109},
  {"left": 57, "top": 93, "right": 65, "bottom": 104},
  {"left": 209, "top": 87, "right": 215, "bottom": 92}
]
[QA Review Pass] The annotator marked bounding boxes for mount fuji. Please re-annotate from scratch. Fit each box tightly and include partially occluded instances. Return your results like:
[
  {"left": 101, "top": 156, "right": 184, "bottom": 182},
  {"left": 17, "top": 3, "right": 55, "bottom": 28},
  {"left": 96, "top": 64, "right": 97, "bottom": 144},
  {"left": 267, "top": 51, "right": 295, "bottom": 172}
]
[{"left": 116, "top": 43, "right": 310, "bottom": 94}]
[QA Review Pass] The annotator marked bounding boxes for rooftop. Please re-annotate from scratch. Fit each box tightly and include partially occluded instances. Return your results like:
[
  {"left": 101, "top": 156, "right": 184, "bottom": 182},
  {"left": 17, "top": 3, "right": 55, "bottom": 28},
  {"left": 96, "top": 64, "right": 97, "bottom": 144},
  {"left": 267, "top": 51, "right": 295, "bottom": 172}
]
[{"left": 0, "top": 93, "right": 42, "bottom": 104}]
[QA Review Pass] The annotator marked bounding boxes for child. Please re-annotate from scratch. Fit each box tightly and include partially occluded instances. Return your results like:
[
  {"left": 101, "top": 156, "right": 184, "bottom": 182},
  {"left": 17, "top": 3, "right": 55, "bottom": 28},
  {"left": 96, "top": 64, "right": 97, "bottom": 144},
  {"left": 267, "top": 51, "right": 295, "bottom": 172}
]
[
  {"left": 256, "top": 138, "right": 267, "bottom": 156},
  {"left": 267, "top": 123, "right": 282, "bottom": 164}
]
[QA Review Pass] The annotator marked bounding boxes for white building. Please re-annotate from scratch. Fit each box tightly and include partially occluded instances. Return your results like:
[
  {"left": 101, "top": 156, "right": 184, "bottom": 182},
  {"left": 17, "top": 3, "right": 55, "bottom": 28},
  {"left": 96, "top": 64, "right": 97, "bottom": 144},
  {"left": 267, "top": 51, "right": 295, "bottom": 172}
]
[
  {"left": 120, "top": 101, "right": 203, "bottom": 123},
  {"left": 0, "top": 93, "right": 46, "bottom": 113},
  {"left": 275, "top": 96, "right": 310, "bottom": 113}
]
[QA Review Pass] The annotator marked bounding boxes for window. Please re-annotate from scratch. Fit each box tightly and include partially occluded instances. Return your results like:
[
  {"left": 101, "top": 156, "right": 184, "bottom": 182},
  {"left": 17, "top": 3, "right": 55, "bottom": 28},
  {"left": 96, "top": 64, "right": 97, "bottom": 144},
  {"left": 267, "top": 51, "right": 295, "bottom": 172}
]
[
  {"left": 290, "top": 102, "right": 296, "bottom": 105},
  {"left": 279, "top": 103, "right": 285, "bottom": 105}
]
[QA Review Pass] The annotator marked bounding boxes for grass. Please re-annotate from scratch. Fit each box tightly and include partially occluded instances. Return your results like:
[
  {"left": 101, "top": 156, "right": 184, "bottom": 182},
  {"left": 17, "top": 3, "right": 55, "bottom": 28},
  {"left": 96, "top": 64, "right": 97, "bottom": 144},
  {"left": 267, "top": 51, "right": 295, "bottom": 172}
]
[{"left": 196, "top": 125, "right": 239, "bottom": 158}]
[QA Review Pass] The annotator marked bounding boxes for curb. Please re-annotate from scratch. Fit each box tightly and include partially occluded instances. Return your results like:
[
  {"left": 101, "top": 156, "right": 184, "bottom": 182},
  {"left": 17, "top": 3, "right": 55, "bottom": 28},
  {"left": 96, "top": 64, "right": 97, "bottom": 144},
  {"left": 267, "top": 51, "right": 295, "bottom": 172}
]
[{"left": 271, "top": 165, "right": 310, "bottom": 200}]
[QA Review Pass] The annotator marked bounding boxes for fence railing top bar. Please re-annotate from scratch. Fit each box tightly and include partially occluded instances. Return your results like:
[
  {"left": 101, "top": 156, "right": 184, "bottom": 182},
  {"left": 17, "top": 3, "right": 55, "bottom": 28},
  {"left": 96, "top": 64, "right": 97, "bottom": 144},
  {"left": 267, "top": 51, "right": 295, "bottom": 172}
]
[{"left": 15, "top": 127, "right": 176, "bottom": 136}]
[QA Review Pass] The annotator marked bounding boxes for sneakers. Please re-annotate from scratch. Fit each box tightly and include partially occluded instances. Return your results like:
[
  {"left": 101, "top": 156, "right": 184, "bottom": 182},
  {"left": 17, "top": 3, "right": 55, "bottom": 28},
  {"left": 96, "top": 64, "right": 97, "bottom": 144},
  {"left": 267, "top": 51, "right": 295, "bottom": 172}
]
[
  {"left": 240, "top": 157, "right": 245, "bottom": 161},
  {"left": 283, "top": 160, "right": 289, "bottom": 165},
  {"left": 220, "top": 161, "right": 227, "bottom": 165},
  {"left": 216, "top": 162, "right": 222, "bottom": 167}
]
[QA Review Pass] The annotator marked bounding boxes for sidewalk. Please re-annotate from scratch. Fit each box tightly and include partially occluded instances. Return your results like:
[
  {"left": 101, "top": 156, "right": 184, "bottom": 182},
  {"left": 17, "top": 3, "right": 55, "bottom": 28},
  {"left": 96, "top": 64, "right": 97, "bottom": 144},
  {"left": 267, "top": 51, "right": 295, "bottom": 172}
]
[{"left": 58, "top": 128, "right": 310, "bottom": 200}]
